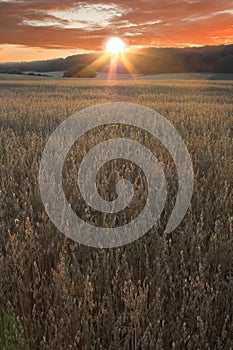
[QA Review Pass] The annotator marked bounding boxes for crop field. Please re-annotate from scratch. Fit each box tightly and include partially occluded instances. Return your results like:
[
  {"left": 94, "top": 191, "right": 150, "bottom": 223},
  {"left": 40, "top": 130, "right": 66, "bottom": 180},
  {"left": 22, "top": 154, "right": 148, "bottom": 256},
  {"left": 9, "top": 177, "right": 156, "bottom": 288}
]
[{"left": 0, "top": 78, "right": 232, "bottom": 349}]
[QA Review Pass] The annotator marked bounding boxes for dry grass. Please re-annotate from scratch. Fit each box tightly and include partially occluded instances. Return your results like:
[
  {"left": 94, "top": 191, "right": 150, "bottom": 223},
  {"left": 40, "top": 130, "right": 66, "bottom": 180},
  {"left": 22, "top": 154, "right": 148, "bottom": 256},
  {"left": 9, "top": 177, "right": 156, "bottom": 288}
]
[{"left": 0, "top": 79, "right": 232, "bottom": 349}]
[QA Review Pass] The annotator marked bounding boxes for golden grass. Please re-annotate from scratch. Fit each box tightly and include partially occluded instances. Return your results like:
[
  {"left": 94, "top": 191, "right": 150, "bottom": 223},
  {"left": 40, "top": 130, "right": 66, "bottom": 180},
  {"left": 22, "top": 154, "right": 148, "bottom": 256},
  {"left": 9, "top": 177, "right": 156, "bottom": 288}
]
[{"left": 0, "top": 79, "right": 232, "bottom": 349}]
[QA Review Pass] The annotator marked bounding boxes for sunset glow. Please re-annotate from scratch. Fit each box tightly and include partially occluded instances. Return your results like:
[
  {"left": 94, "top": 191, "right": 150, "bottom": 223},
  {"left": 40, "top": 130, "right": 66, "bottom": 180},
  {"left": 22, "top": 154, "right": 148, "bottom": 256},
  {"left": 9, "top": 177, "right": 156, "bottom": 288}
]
[
  {"left": 0, "top": 0, "right": 232, "bottom": 62},
  {"left": 106, "top": 37, "right": 126, "bottom": 55}
]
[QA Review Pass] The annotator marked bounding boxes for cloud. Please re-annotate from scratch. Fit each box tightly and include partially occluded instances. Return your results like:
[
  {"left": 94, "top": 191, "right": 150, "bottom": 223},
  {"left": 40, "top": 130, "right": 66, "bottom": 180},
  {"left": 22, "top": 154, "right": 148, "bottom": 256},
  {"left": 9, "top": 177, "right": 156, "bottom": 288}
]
[{"left": 0, "top": 0, "right": 232, "bottom": 50}]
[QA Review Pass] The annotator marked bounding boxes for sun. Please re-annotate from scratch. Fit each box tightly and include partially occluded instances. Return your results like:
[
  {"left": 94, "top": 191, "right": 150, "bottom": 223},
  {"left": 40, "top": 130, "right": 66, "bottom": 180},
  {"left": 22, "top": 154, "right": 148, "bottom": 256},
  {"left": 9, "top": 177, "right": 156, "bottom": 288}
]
[{"left": 106, "top": 37, "right": 126, "bottom": 55}]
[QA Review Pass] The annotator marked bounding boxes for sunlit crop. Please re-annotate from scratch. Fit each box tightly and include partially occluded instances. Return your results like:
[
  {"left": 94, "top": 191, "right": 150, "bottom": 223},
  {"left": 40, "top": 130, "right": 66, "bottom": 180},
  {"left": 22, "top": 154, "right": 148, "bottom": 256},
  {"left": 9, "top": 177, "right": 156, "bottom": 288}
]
[{"left": 0, "top": 77, "right": 232, "bottom": 349}]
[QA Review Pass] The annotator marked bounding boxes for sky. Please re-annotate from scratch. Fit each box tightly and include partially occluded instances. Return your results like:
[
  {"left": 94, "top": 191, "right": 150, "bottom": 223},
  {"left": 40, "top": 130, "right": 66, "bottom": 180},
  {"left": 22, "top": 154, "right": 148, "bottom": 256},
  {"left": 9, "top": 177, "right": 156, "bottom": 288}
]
[{"left": 0, "top": 0, "right": 232, "bottom": 62}]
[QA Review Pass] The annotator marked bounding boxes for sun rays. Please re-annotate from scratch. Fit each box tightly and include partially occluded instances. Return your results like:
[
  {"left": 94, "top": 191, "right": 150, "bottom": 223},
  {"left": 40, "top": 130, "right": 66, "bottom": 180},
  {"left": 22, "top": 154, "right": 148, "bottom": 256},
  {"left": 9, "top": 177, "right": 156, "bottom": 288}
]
[{"left": 75, "top": 37, "right": 144, "bottom": 79}]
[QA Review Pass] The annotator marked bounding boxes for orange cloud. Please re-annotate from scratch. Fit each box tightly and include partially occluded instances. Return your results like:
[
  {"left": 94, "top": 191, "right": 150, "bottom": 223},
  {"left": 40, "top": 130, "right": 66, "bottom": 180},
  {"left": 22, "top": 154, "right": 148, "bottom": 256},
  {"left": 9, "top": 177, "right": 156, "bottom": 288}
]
[{"left": 0, "top": 0, "right": 232, "bottom": 55}]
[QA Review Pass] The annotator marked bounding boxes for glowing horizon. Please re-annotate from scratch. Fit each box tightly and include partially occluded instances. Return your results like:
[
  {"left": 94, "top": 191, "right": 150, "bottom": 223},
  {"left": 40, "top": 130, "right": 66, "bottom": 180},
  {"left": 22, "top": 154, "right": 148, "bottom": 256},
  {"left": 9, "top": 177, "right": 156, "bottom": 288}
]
[{"left": 0, "top": 0, "right": 232, "bottom": 63}]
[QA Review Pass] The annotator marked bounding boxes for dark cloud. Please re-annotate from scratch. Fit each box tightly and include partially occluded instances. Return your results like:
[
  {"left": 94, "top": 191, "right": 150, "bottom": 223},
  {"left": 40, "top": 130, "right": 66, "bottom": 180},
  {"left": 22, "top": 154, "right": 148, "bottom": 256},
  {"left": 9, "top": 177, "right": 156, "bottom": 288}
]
[{"left": 0, "top": 0, "right": 232, "bottom": 49}]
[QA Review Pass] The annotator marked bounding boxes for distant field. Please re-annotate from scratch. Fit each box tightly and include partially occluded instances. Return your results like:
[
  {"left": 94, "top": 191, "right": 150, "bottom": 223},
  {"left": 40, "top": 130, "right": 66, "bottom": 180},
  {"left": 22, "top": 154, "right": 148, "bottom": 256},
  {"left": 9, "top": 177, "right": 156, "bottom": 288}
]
[
  {"left": 209, "top": 73, "right": 233, "bottom": 80},
  {"left": 0, "top": 79, "right": 232, "bottom": 349},
  {"left": 1, "top": 71, "right": 233, "bottom": 81}
]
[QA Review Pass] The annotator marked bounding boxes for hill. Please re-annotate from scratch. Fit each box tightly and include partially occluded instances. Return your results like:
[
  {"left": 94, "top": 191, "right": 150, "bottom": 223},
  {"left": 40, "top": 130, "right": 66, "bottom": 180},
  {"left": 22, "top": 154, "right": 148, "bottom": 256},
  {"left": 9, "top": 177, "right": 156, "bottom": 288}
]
[{"left": 0, "top": 44, "right": 232, "bottom": 75}]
